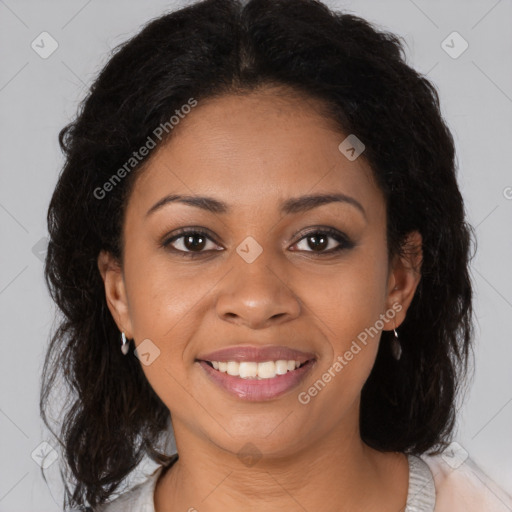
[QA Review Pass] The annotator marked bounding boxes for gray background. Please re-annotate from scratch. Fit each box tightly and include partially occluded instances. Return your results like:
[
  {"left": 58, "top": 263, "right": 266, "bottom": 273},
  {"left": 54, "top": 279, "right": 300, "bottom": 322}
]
[{"left": 0, "top": 0, "right": 511, "bottom": 510}]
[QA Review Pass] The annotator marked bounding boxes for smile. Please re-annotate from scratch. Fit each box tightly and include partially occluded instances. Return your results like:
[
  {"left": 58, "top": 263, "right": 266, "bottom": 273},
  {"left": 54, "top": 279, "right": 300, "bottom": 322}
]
[{"left": 196, "top": 358, "right": 316, "bottom": 401}]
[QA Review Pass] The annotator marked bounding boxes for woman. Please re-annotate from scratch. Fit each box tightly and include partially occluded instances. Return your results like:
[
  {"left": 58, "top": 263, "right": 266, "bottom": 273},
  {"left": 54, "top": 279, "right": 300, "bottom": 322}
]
[{"left": 40, "top": 0, "right": 512, "bottom": 510}]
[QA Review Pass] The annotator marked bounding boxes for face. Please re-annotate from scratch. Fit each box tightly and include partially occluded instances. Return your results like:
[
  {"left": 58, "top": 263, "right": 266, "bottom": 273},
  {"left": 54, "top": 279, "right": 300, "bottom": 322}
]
[{"left": 99, "top": 87, "right": 421, "bottom": 459}]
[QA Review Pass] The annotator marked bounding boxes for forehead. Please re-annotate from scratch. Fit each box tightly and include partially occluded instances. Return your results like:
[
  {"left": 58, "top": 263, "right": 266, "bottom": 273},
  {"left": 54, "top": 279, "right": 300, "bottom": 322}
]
[{"left": 127, "top": 89, "right": 382, "bottom": 218}]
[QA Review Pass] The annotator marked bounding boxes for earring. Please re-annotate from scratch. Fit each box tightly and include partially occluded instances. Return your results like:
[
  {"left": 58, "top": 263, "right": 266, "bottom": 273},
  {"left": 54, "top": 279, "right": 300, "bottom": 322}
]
[
  {"left": 121, "top": 332, "right": 130, "bottom": 355},
  {"left": 391, "top": 326, "right": 402, "bottom": 361}
]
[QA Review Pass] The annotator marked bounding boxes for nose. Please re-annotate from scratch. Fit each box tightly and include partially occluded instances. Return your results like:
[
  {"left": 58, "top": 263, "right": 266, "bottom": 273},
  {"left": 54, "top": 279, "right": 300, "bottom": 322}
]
[{"left": 216, "top": 252, "right": 301, "bottom": 329}]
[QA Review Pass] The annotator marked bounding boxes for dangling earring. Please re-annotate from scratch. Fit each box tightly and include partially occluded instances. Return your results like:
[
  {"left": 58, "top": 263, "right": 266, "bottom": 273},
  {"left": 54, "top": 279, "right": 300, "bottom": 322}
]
[
  {"left": 121, "top": 332, "right": 130, "bottom": 355},
  {"left": 391, "top": 325, "right": 402, "bottom": 361}
]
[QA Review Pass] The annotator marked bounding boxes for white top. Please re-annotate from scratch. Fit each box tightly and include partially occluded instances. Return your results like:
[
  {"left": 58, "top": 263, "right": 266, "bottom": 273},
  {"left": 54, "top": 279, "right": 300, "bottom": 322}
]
[{"left": 96, "top": 451, "right": 512, "bottom": 511}]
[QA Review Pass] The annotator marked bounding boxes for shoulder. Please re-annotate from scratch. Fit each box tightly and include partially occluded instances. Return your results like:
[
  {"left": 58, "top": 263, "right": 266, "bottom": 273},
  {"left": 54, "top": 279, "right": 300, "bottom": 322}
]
[
  {"left": 94, "top": 465, "right": 164, "bottom": 512},
  {"left": 419, "top": 448, "right": 512, "bottom": 512}
]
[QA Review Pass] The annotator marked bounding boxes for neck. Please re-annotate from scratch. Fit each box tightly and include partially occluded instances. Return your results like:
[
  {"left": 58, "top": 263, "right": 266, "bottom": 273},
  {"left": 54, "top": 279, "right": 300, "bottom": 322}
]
[{"left": 154, "top": 418, "right": 409, "bottom": 512}]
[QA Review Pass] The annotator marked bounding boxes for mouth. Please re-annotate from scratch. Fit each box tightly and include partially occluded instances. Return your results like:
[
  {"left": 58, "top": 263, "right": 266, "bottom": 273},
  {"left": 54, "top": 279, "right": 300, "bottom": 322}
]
[{"left": 194, "top": 345, "right": 317, "bottom": 401}]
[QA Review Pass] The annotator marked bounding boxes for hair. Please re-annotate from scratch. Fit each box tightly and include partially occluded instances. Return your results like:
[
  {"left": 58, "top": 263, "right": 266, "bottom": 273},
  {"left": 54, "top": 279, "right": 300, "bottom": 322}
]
[{"left": 40, "top": 0, "right": 476, "bottom": 509}]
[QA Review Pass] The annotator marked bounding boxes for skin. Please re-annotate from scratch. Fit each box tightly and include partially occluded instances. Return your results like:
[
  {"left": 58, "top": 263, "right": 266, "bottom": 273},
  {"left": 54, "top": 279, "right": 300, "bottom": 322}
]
[{"left": 98, "top": 87, "right": 422, "bottom": 512}]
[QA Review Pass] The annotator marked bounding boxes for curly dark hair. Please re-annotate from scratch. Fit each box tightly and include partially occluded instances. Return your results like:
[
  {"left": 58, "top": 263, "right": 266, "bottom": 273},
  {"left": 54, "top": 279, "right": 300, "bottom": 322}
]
[{"left": 40, "top": 0, "right": 476, "bottom": 509}]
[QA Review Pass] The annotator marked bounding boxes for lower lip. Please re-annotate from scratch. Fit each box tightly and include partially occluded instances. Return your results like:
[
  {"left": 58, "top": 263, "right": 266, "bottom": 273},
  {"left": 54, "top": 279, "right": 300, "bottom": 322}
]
[{"left": 197, "top": 360, "right": 316, "bottom": 401}]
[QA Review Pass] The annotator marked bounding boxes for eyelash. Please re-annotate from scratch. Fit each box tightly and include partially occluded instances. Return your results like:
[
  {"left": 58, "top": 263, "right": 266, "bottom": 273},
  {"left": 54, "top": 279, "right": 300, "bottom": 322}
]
[{"left": 160, "top": 226, "right": 355, "bottom": 258}]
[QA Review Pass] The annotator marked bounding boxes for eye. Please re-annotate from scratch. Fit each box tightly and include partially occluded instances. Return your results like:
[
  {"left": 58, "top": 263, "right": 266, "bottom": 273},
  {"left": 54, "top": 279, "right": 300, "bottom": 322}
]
[
  {"left": 291, "top": 227, "right": 354, "bottom": 255},
  {"left": 161, "top": 226, "right": 354, "bottom": 257},
  {"left": 161, "top": 228, "right": 222, "bottom": 255}
]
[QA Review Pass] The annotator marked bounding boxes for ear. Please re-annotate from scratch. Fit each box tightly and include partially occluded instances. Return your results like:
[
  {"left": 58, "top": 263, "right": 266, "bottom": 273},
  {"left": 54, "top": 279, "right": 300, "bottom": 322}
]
[
  {"left": 97, "top": 250, "right": 134, "bottom": 339},
  {"left": 383, "top": 230, "right": 423, "bottom": 330}
]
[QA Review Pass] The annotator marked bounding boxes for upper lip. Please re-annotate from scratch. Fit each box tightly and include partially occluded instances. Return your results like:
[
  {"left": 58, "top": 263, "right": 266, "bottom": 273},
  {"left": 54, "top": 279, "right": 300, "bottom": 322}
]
[{"left": 196, "top": 345, "right": 316, "bottom": 364}]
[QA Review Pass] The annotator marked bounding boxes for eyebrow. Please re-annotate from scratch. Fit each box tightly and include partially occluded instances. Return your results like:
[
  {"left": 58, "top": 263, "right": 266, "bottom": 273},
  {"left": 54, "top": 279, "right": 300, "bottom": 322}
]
[{"left": 146, "top": 192, "right": 367, "bottom": 220}]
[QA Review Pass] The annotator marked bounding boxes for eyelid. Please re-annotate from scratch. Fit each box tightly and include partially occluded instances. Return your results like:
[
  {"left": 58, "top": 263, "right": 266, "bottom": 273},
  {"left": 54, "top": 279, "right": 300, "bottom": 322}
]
[
  {"left": 290, "top": 226, "right": 354, "bottom": 252},
  {"left": 161, "top": 225, "right": 354, "bottom": 256},
  {"left": 160, "top": 227, "right": 223, "bottom": 253}
]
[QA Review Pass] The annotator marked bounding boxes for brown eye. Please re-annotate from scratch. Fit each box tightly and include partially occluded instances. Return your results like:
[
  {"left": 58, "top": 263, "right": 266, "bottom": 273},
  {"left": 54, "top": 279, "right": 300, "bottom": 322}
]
[
  {"left": 292, "top": 228, "right": 354, "bottom": 255},
  {"left": 162, "top": 229, "right": 222, "bottom": 255},
  {"left": 303, "top": 233, "right": 329, "bottom": 251},
  {"left": 181, "top": 233, "right": 207, "bottom": 251}
]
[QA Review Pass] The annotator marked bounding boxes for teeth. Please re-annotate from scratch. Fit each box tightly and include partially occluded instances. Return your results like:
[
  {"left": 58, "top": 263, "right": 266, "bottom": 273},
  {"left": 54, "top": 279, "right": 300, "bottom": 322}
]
[
  {"left": 239, "top": 362, "right": 258, "bottom": 378},
  {"left": 258, "top": 361, "right": 275, "bottom": 379},
  {"left": 275, "top": 360, "right": 288, "bottom": 375},
  {"left": 226, "top": 361, "right": 239, "bottom": 376},
  {"left": 208, "top": 359, "right": 305, "bottom": 379}
]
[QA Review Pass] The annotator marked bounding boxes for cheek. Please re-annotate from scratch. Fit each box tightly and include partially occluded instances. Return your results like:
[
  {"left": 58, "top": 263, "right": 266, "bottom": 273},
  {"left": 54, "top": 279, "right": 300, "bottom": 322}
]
[
  {"left": 306, "top": 250, "right": 388, "bottom": 339},
  {"left": 298, "top": 245, "right": 389, "bottom": 387},
  {"left": 121, "top": 256, "right": 202, "bottom": 388},
  {"left": 123, "top": 238, "right": 204, "bottom": 337},
  {"left": 123, "top": 262, "right": 202, "bottom": 408},
  {"left": 298, "top": 275, "right": 385, "bottom": 417}
]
